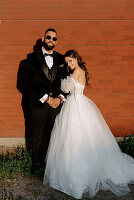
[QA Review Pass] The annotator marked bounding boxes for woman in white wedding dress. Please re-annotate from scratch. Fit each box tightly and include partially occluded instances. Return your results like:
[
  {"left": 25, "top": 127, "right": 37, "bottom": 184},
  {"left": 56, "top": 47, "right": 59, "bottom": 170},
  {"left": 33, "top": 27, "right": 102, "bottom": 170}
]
[{"left": 43, "top": 50, "right": 134, "bottom": 199}]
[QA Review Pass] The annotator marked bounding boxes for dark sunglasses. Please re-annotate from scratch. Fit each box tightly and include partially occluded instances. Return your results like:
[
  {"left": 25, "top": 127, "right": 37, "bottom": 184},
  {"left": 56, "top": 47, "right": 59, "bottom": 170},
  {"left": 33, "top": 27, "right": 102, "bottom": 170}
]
[{"left": 45, "top": 35, "right": 57, "bottom": 41}]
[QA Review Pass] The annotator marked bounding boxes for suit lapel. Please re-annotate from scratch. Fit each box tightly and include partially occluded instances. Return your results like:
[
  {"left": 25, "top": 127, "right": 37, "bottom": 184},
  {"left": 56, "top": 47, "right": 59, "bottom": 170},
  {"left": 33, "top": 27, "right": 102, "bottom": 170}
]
[
  {"left": 51, "top": 52, "right": 58, "bottom": 82},
  {"left": 35, "top": 50, "right": 50, "bottom": 80}
]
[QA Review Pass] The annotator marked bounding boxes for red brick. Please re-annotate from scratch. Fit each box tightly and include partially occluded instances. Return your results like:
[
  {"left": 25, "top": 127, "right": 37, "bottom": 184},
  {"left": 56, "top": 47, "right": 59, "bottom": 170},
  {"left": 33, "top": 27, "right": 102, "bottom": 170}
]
[
  {"left": 1, "top": 20, "right": 134, "bottom": 46},
  {"left": 0, "top": 0, "right": 134, "bottom": 20}
]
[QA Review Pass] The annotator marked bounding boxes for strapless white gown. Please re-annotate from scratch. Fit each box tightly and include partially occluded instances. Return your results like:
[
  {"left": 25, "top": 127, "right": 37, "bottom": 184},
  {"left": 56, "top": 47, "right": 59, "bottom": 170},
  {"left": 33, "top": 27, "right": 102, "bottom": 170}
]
[{"left": 43, "top": 75, "right": 134, "bottom": 199}]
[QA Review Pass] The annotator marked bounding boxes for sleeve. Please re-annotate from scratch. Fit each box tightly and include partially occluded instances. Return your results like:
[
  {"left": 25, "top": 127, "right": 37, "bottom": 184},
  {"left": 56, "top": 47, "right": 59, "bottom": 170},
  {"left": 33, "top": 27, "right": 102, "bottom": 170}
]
[
  {"left": 61, "top": 75, "right": 75, "bottom": 93},
  {"left": 39, "top": 94, "right": 49, "bottom": 103}
]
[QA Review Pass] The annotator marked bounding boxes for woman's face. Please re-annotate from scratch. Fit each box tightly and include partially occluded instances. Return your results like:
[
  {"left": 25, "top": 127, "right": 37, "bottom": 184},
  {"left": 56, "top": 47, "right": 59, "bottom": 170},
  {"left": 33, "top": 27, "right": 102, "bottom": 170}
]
[{"left": 65, "top": 56, "right": 78, "bottom": 70}]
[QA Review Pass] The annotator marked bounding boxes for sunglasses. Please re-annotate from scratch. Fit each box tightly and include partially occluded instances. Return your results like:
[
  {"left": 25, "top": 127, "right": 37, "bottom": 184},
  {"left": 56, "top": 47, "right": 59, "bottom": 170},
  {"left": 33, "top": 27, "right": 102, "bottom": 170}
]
[{"left": 45, "top": 35, "right": 57, "bottom": 41}]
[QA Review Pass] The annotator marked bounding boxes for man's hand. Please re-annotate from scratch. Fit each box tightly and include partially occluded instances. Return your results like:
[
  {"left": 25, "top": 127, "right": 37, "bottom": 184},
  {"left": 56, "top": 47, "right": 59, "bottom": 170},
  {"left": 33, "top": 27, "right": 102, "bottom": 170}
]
[
  {"left": 49, "top": 98, "right": 61, "bottom": 108},
  {"left": 46, "top": 96, "right": 54, "bottom": 104}
]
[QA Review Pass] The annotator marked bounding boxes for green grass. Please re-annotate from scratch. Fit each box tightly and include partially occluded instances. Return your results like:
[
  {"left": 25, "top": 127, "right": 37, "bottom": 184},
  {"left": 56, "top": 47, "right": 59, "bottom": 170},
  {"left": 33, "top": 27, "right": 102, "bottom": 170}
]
[
  {"left": 0, "top": 146, "right": 32, "bottom": 179},
  {"left": 0, "top": 146, "right": 45, "bottom": 180}
]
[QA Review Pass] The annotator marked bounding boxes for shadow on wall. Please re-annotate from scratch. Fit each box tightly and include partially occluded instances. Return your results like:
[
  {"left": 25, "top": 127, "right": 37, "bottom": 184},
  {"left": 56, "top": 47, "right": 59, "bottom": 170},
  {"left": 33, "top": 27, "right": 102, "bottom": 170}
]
[{"left": 16, "top": 38, "right": 42, "bottom": 151}]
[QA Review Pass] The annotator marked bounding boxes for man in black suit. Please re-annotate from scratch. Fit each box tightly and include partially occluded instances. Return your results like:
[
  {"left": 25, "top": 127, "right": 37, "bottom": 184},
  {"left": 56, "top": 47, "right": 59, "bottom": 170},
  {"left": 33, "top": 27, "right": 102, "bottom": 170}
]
[{"left": 24, "top": 28, "right": 67, "bottom": 173}]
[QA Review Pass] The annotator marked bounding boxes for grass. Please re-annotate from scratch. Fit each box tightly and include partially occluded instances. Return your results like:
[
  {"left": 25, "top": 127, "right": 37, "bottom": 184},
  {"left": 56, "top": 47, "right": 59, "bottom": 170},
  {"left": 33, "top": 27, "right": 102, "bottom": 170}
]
[
  {"left": 0, "top": 146, "right": 33, "bottom": 180},
  {"left": 0, "top": 146, "right": 44, "bottom": 181},
  {"left": 0, "top": 146, "right": 45, "bottom": 199}
]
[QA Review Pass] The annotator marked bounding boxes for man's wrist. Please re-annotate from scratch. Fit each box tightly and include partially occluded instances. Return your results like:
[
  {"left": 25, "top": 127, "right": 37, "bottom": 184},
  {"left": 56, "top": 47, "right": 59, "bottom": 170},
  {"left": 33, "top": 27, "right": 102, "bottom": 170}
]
[
  {"left": 58, "top": 96, "right": 63, "bottom": 103},
  {"left": 58, "top": 94, "right": 66, "bottom": 103}
]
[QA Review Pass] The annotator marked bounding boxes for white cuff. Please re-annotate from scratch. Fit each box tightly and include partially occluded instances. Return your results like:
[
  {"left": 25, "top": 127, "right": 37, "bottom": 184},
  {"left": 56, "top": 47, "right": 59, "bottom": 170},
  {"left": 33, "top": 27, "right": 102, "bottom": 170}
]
[
  {"left": 58, "top": 94, "right": 66, "bottom": 102},
  {"left": 39, "top": 94, "right": 48, "bottom": 103}
]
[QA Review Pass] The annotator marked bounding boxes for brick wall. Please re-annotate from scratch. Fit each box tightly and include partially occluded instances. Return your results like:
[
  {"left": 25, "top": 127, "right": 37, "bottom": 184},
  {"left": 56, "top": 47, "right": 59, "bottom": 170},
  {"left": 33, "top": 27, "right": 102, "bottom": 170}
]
[{"left": 0, "top": 0, "right": 134, "bottom": 137}]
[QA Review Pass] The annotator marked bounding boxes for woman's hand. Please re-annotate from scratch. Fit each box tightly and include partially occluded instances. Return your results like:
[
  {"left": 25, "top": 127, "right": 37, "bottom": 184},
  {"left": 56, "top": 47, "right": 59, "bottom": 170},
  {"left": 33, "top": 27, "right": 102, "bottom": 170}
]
[{"left": 49, "top": 98, "right": 61, "bottom": 108}]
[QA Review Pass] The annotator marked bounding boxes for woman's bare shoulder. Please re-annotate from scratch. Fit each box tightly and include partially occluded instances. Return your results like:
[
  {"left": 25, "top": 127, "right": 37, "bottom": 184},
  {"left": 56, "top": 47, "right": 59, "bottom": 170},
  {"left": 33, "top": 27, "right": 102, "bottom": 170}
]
[
  {"left": 77, "top": 68, "right": 85, "bottom": 78},
  {"left": 72, "top": 68, "right": 80, "bottom": 78},
  {"left": 73, "top": 67, "right": 85, "bottom": 81},
  {"left": 74, "top": 67, "right": 84, "bottom": 74}
]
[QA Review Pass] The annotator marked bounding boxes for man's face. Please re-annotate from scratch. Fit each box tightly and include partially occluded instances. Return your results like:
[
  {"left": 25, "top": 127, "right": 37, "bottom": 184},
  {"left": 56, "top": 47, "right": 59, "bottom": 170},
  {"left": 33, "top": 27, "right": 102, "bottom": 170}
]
[{"left": 42, "top": 31, "right": 57, "bottom": 51}]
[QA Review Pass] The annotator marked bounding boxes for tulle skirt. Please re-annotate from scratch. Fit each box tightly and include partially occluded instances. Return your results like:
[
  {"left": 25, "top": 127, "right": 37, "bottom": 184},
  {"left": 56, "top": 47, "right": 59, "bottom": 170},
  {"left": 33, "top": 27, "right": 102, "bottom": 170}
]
[{"left": 43, "top": 95, "right": 134, "bottom": 199}]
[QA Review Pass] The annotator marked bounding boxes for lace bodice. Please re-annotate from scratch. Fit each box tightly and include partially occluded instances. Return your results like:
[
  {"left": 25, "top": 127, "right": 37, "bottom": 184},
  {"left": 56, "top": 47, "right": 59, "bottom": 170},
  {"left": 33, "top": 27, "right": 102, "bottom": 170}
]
[{"left": 61, "top": 75, "right": 85, "bottom": 96}]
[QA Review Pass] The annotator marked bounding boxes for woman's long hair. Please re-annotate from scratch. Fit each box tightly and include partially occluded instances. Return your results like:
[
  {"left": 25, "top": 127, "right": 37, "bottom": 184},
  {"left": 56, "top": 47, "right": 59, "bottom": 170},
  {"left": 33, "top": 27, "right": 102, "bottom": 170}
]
[{"left": 64, "top": 49, "right": 90, "bottom": 86}]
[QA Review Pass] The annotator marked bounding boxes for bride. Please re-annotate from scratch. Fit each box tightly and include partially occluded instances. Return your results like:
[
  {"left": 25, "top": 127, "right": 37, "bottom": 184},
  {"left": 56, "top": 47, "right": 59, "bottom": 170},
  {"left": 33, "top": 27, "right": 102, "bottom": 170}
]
[{"left": 43, "top": 49, "right": 134, "bottom": 199}]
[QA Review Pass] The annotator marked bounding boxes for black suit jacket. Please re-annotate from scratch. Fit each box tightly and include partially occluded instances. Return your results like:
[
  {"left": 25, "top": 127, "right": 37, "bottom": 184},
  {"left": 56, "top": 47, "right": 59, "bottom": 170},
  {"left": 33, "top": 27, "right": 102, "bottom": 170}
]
[{"left": 24, "top": 49, "right": 67, "bottom": 108}]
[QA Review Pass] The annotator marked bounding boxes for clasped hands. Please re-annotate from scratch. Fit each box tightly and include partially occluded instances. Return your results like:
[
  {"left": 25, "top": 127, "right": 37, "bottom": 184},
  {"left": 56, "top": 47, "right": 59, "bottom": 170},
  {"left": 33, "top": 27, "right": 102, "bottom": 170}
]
[{"left": 46, "top": 96, "right": 61, "bottom": 108}]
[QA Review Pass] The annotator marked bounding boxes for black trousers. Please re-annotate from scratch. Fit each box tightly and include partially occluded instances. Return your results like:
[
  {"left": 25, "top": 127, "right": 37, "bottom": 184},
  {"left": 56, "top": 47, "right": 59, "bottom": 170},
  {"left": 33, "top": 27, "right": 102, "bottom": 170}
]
[{"left": 31, "top": 103, "right": 61, "bottom": 166}]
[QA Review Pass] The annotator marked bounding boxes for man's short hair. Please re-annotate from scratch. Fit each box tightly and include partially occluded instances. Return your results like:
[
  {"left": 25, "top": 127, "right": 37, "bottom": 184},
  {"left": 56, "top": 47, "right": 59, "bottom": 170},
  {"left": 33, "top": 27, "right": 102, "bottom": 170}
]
[{"left": 45, "top": 28, "right": 57, "bottom": 35}]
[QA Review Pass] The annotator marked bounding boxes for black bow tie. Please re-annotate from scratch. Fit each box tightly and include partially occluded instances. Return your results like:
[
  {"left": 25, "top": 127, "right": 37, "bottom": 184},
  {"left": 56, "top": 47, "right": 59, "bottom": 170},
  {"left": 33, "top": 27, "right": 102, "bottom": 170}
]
[{"left": 44, "top": 53, "right": 53, "bottom": 57}]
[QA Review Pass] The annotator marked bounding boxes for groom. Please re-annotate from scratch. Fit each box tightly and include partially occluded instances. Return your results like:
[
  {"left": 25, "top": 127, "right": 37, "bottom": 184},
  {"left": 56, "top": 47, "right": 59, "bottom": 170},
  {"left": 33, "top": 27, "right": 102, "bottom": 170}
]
[{"left": 24, "top": 28, "right": 67, "bottom": 173}]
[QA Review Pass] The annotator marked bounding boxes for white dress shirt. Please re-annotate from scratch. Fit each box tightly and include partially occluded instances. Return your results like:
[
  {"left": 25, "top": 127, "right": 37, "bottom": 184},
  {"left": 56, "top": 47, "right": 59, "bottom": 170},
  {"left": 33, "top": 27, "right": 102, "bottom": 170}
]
[{"left": 42, "top": 47, "right": 53, "bottom": 69}]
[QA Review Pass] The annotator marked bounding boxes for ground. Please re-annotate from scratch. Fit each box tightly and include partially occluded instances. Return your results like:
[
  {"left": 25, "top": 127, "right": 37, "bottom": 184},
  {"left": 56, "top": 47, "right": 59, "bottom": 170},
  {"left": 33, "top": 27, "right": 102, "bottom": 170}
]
[{"left": 0, "top": 175, "right": 134, "bottom": 200}]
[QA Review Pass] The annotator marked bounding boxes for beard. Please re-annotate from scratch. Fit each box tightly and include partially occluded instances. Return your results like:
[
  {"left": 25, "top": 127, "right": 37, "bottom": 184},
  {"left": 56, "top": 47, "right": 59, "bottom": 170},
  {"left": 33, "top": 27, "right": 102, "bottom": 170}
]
[{"left": 42, "top": 41, "right": 55, "bottom": 50}]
